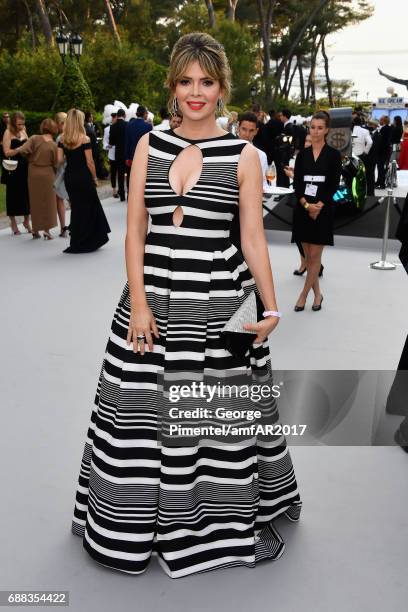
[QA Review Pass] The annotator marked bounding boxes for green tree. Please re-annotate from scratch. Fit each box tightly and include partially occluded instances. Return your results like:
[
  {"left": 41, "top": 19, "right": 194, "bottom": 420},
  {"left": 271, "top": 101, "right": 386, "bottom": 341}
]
[
  {"left": 268, "top": 0, "right": 373, "bottom": 104},
  {"left": 314, "top": 0, "right": 373, "bottom": 106},
  {"left": 53, "top": 55, "right": 94, "bottom": 112},
  {"left": 0, "top": 39, "right": 60, "bottom": 110},
  {"left": 318, "top": 78, "right": 354, "bottom": 106},
  {"left": 79, "top": 31, "right": 167, "bottom": 110},
  {"left": 215, "top": 20, "right": 258, "bottom": 106}
]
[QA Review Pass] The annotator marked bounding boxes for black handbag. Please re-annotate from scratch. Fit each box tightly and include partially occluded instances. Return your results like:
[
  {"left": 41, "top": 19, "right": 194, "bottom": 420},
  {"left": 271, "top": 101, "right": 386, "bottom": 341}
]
[{"left": 220, "top": 290, "right": 265, "bottom": 358}]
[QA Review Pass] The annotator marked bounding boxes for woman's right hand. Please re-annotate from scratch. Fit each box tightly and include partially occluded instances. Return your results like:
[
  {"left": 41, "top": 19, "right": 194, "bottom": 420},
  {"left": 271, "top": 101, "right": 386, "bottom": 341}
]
[
  {"left": 308, "top": 203, "right": 323, "bottom": 220},
  {"left": 127, "top": 304, "right": 160, "bottom": 355}
]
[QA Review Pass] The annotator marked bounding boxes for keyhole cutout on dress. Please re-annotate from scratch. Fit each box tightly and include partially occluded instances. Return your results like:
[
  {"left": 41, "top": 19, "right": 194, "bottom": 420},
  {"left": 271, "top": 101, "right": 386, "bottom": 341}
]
[
  {"left": 168, "top": 144, "right": 203, "bottom": 197},
  {"left": 172, "top": 205, "right": 184, "bottom": 227}
]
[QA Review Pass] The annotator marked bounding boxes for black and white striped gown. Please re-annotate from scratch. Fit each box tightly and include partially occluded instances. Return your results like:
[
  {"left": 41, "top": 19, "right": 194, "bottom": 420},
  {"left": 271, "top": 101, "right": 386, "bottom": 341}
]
[{"left": 71, "top": 129, "right": 302, "bottom": 578}]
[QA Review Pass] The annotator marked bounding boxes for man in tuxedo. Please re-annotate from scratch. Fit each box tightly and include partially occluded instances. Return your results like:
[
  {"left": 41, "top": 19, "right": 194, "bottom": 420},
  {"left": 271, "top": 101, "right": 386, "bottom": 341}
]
[
  {"left": 275, "top": 109, "right": 295, "bottom": 187},
  {"left": 251, "top": 103, "right": 268, "bottom": 155},
  {"left": 109, "top": 108, "right": 127, "bottom": 201},
  {"left": 261, "top": 109, "right": 284, "bottom": 165},
  {"left": 375, "top": 115, "right": 392, "bottom": 189}
]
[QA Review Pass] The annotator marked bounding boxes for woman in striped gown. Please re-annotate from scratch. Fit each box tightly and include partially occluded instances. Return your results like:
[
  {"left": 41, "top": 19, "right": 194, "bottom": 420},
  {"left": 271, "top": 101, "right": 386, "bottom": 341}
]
[{"left": 71, "top": 32, "right": 302, "bottom": 578}]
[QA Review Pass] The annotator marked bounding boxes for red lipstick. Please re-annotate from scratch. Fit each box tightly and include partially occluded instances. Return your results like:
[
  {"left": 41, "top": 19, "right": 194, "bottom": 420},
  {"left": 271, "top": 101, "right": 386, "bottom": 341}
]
[{"left": 187, "top": 102, "right": 206, "bottom": 111}]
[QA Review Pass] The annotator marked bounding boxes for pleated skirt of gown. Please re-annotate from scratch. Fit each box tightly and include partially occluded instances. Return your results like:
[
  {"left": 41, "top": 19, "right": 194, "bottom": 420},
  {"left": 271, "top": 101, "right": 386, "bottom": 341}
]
[{"left": 71, "top": 230, "right": 302, "bottom": 579}]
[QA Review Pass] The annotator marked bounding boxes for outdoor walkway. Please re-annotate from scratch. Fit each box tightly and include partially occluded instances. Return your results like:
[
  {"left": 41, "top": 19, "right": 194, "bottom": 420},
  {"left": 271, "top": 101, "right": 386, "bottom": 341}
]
[{"left": 0, "top": 197, "right": 407, "bottom": 611}]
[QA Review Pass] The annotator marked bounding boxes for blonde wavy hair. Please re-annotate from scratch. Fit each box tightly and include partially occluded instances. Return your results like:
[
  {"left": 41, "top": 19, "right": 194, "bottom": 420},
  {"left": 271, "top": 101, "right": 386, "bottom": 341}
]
[
  {"left": 54, "top": 111, "right": 67, "bottom": 131},
  {"left": 165, "top": 32, "right": 231, "bottom": 117},
  {"left": 63, "top": 108, "right": 86, "bottom": 149}
]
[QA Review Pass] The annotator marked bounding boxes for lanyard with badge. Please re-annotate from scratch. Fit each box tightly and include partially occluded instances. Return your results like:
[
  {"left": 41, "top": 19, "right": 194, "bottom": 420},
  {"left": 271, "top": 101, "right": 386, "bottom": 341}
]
[{"left": 304, "top": 174, "right": 325, "bottom": 198}]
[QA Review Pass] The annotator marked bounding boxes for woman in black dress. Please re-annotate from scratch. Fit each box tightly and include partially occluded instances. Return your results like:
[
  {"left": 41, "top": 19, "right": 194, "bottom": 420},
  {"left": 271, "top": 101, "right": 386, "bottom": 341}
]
[
  {"left": 1, "top": 111, "right": 31, "bottom": 235},
  {"left": 291, "top": 111, "right": 342, "bottom": 311},
  {"left": 57, "top": 108, "right": 111, "bottom": 254}
]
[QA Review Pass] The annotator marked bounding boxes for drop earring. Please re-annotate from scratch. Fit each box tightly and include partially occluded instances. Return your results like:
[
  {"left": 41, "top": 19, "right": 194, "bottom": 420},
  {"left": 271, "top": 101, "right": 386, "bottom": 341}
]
[
  {"left": 216, "top": 98, "right": 224, "bottom": 114},
  {"left": 172, "top": 97, "right": 179, "bottom": 114}
]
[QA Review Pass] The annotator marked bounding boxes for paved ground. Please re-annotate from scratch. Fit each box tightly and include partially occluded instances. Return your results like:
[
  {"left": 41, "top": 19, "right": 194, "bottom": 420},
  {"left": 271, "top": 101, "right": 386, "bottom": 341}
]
[{"left": 1, "top": 197, "right": 407, "bottom": 611}]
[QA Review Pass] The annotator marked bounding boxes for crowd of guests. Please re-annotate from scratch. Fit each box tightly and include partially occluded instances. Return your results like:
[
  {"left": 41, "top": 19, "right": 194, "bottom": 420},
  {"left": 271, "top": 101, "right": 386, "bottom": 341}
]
[
  {"left": 228, "top": 107, "right": 338, "bottom": 311},
  {"left": 0, "top": 104, "right": 185, "bottom": 249},
  {"left": 226, "top": 105, "right": 408, "bottom": 198},
  {"left": 2, "top": 102, "right": 407, "bottom": 260},
  {"left": 0, "top": 109, "right": 110, "bottom": 252},
  {"left": 350, "top": 111, "right": 408, "bottom": 194},
  {"left": 102, "top": 106, "right": 183, "bottom": 201}
]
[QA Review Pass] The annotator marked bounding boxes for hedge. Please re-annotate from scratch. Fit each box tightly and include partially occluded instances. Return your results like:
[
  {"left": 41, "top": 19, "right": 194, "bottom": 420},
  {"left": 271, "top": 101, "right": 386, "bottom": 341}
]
[
  {"left": 53, "top": 56, "right": 94, "bottom": 113},
  {"left": 0, "top": 109, "right": 104, "bottom": 136}
]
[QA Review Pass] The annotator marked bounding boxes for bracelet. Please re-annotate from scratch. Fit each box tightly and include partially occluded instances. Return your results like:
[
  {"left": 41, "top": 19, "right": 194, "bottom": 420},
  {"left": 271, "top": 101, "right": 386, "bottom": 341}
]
[{"left": 263, "top": 310, "right": 282, "bottom": 318}]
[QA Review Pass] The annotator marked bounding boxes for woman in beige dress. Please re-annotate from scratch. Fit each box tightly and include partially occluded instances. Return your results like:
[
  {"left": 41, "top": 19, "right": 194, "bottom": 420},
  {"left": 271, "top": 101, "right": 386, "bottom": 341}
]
[{"left": 10, "top": 118, "right": 58, "bottom": 239}]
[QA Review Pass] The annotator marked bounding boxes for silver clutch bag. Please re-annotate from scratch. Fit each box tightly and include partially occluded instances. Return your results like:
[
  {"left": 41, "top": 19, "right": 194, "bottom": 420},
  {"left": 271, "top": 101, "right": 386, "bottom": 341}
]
[{"left": 220, "top": 290, "right": 264, "bottom": 357}]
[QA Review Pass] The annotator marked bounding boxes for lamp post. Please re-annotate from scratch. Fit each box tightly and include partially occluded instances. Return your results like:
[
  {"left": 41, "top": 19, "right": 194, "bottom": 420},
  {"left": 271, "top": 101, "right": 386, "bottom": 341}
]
[
  {"left": 56, "top": 31, "right": 83, "bottom": 63},
  {"left": 70, "top": 33, "right": 83, "bottom": 60},
  {"left": 56, "top": 31, "right": 69, "bottom": 60}
]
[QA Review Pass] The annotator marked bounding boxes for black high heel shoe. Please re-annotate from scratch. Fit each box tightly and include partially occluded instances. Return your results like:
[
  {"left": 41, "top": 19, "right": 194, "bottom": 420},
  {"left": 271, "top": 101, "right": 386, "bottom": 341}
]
[
  {"left": 294, "top": 297, "right": 306, "bottom": 312},
  {"left": 294, "top": 264, "right": 324, "bottom": 277},
  {"left": 312, "top": 295, "right": 323, "bottom": 311}
]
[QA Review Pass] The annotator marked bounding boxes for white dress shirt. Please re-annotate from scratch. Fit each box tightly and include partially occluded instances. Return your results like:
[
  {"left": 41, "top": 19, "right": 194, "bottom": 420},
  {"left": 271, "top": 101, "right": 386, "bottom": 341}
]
[
  {"left": 103, "top": 125, "right": 115, "bottom": 161},
  {"left": 154, "top": 119, "right": 170, "bottom": 131},
  {"left": 256, "top": 147, "right": 269, "bottom": 192},
  {"left": 352, "top": 125, "right": 372, "bottom": 156}
]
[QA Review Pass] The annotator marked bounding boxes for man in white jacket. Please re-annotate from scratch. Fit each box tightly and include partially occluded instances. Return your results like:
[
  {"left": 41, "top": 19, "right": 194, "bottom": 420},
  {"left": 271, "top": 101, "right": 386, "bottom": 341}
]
[
  {"left": 103, "top": 112, "right": 118, "bottom": 197},
  {"left": 352, "top": 116, "right": 373, "bottom": 157}
]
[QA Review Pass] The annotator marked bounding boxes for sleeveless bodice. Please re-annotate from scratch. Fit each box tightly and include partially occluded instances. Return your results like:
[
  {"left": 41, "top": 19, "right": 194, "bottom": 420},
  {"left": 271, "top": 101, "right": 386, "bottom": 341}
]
[{"left": 144, "top": 129, "right": 247, "bottom": 250}]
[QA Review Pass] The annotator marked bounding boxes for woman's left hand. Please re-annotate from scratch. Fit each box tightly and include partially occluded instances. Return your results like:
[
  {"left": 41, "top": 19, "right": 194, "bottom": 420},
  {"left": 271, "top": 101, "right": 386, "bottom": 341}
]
[{"left": 243, "top": 316, "right": 280, "bottom": 344}]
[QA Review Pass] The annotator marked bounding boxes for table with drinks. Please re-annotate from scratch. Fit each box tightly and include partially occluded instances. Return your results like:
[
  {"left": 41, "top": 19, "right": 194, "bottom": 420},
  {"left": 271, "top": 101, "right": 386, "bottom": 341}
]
[{"left": 262, "top": 161, "right": 294, "bottom": 218}]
